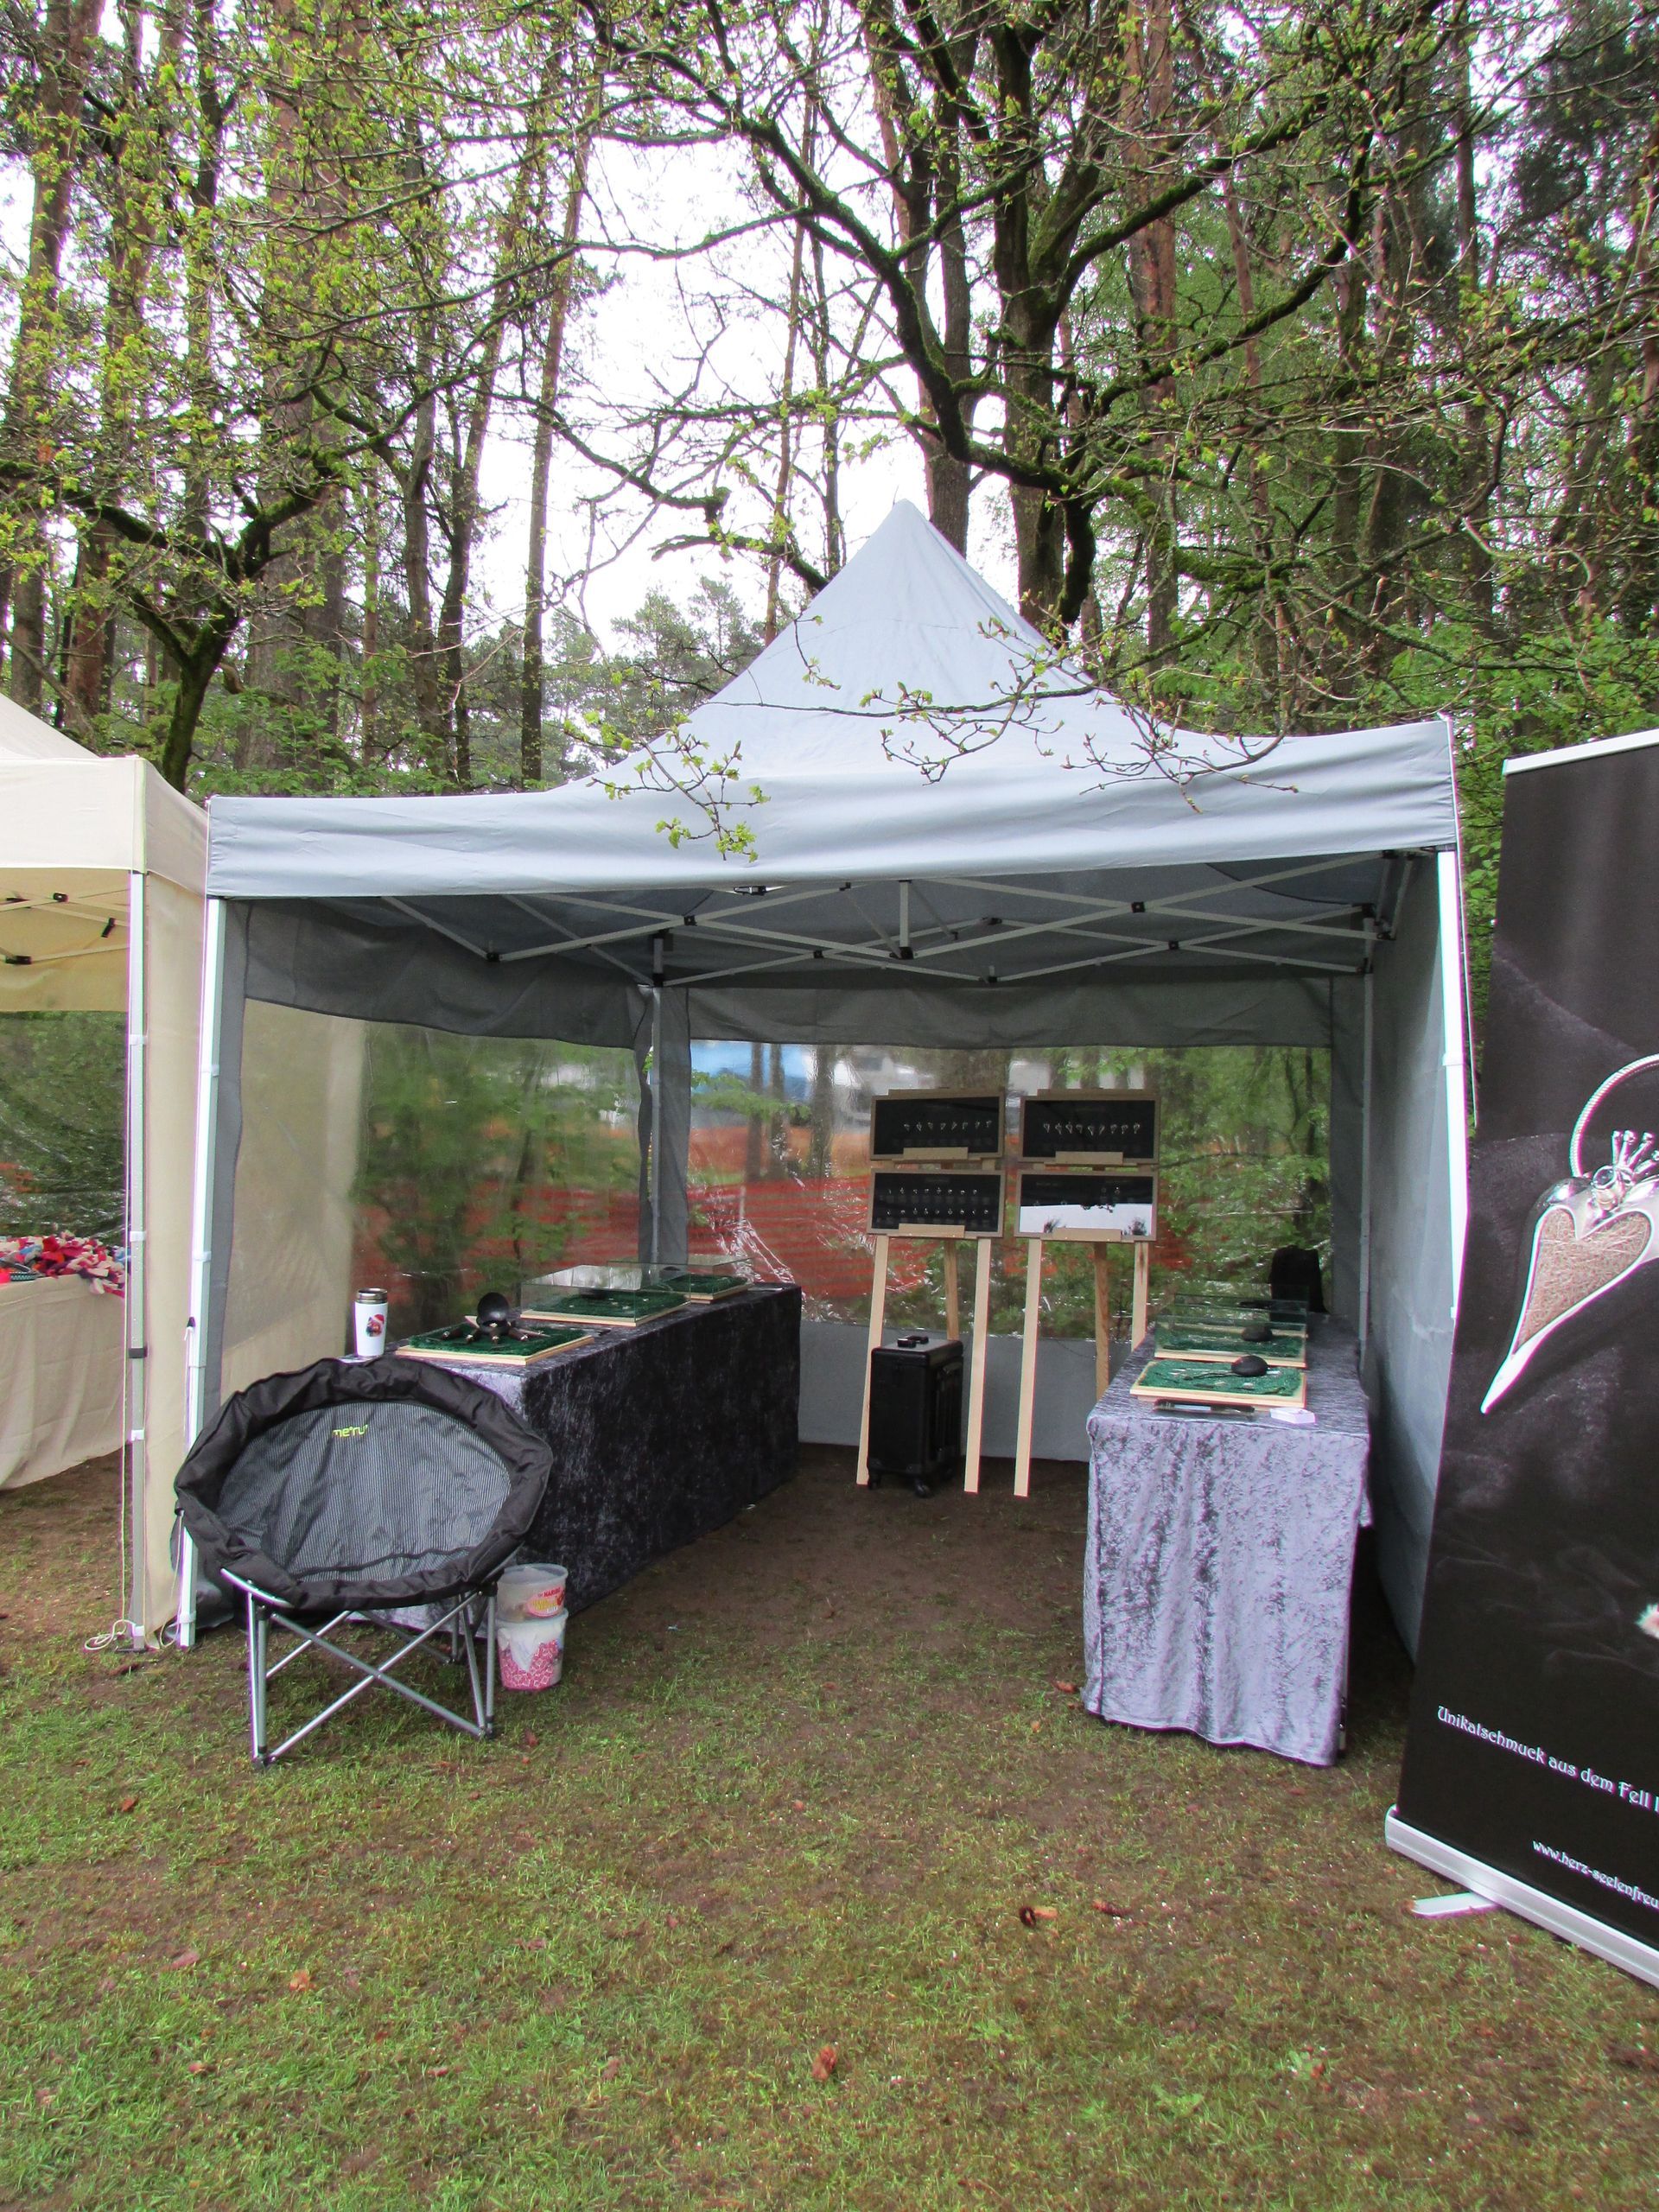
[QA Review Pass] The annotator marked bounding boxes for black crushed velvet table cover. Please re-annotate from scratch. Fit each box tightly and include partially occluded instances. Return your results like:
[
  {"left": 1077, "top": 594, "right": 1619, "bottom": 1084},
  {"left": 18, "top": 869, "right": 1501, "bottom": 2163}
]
[
  {"left": 439, "top": 1287, "right": 800, "bottom": 1614},
  {"left": 1083, "top": 1322, "right": 1371, "bottom": 1767}
]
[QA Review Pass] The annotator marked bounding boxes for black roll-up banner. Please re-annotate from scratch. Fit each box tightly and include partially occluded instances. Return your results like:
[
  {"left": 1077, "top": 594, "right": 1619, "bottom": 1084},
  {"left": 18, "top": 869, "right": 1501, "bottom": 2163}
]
[{"left": 1391, "top": 734, "right": 1659, "bottom": 1985}]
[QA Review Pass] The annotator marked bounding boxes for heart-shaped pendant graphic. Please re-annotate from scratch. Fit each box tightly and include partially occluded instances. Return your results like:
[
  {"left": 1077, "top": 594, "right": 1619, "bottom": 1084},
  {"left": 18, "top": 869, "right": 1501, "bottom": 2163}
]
[{"left": 1484, "top": 1054, "right": 1659, "bottom": 1412}]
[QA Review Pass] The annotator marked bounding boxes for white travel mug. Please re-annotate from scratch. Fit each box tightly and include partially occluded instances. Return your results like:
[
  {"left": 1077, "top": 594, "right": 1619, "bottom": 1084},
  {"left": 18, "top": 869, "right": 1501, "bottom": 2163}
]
[{"left": 353, "top": 1288, "right": 390, "bottom": 1357}]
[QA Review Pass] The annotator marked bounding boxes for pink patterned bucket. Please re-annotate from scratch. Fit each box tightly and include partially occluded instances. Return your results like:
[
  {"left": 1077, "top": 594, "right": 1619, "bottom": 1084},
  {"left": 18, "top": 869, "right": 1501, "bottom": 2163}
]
[{"left": 498, "top": 1610, "right": 566, "bottom": 1692}]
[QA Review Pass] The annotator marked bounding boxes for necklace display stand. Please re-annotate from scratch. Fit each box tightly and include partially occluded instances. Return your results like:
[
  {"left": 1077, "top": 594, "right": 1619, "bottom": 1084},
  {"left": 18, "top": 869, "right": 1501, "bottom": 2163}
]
[
  {"left": 857, "top": 1090, "right": 1006, "bottom": 1497},
  {"left": 1009, "top": 1090, "right": 1160, "bottom": 1497}
]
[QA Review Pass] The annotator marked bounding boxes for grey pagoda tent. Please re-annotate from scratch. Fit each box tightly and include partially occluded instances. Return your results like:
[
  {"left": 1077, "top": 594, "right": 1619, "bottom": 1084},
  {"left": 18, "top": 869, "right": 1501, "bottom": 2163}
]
[{"left": 186, "top": 500, "right": 1470, "bottom": 1648}]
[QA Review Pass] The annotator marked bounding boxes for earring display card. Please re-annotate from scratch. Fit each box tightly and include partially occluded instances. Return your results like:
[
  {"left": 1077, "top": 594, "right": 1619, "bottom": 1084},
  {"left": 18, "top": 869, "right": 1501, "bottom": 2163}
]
[
  {"left": 1014, "top": 1169, "right": 1157, "bottom": 1243},
  {"left": 870, "top": 1091, "right": 1004, "bottom": 1161},
  {"left": 1020, "top": 1090, "right": 1159, "bottom": 1165},
  {"left": 868, "top": 1167, "right": 1006, "bottom": 1237}
]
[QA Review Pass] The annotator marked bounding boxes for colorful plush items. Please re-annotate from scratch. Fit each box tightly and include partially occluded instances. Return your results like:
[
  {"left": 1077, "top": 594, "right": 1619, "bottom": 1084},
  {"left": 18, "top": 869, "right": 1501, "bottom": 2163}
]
[{"left": 0, "top": 1234, "right": 124, "bottom": 1295}]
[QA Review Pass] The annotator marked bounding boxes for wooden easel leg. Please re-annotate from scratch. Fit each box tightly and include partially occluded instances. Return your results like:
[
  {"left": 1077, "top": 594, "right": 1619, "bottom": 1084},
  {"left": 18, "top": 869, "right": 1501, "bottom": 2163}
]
[
  {"left": 856, "top": 1234, "right": 890, "bottom": 1487},
  {"left": 1094, "top": 1245, "right": 1111, "bottom": 1398},
  {"left": 1131, "top": 1241, "right": 1151, "bottom": 1348},
  {"left": 963, "top": 1236, "right": 993, "bottom": 1496},
  {"left": 1014, "top": 1238, "right": 1043, "bottom": 1500},
  {"left": 944, "top": 1240, "right": 961, "bottom": 1340}
]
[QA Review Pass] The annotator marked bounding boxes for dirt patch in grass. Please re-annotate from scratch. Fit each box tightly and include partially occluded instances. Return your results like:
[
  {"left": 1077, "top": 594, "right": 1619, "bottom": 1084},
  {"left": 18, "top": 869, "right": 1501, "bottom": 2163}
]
[{"left": 3, "top": 1448, "right": 1658, "bottom": 2210}]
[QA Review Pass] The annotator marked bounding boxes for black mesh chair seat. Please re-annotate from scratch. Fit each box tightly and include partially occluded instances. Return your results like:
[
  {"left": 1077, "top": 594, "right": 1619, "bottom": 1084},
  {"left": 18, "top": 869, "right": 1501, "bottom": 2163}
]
[{"left": 175, "top": 1357, "right": 554, "bottom": 1764}]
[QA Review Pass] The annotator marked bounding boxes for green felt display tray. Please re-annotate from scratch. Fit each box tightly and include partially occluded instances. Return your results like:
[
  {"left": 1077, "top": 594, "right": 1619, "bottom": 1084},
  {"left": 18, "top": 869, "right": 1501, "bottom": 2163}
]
[
  {"left": 1130, "top": 1357, "right": 1307, "bottom": 1409},
  {"left": 1155, "top": 1323, "right": 1307, "bottom": 1367},
  {"left": 397, "top": 1321, "right": 591, "bottom": 1368},
  {"left": 521, "top": 1287, "right": 689, "bottom": 1329},
  {"left": 657, "top": 1270, "right": 750, "bottom": 1301}
]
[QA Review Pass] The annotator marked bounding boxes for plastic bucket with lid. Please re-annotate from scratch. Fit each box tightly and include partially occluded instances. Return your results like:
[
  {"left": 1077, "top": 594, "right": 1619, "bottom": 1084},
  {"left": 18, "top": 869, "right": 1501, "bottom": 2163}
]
[
  {"left": 498, "top": 1610, "right": 566, "bottom": 1691},
  {"left": 498, "top": 1563, "right": 568, "bottom": 1620}
]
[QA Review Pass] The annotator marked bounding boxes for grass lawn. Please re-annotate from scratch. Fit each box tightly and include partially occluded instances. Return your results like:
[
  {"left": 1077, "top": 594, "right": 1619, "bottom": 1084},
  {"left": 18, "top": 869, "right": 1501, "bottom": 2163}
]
[{"left": 3, "top": 1446, "right": 1658, "bottom": 2210}]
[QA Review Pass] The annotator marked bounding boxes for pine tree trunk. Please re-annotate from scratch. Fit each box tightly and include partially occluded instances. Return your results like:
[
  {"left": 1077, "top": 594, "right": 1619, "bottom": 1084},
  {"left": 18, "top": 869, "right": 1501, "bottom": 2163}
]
[
  {"left": 2, "top": 0, "right": 105, "bottom": 709},
  {"left": 521, "top": 108, "right": 594, "bottom": 787}
]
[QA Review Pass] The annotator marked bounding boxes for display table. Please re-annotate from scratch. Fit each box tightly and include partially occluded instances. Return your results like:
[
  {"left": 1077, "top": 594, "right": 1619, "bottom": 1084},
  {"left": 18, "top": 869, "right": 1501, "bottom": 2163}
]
[
  {"left": 441, "top": 1286, "right": 800, "bottom": 1613},
  {"left": 1083, "top": 1322, "right": 1370, "bottom": 1766},
  {"left": 0, "top": 1274, "right": 124, "bottom": 1490}
]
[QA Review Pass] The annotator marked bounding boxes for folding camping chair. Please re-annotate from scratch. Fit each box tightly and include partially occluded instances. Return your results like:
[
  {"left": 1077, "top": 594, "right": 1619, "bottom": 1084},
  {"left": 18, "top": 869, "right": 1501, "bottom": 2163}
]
[{"left": 175, "top": 1355, "right": 553, "bottom": 1766}]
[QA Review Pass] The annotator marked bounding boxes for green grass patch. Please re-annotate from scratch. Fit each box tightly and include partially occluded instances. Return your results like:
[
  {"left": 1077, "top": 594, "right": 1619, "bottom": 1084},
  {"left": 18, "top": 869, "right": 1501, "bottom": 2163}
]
[{"left": 2, "top": 1453, "right": 1657, "bottom": 2209}]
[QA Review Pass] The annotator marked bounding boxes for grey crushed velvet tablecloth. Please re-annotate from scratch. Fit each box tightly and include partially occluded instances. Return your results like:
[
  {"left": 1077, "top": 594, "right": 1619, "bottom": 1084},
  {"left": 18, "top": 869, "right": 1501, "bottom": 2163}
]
[{"left": 1083, "top": 1323, "right": 1371, "bottom": 1767}]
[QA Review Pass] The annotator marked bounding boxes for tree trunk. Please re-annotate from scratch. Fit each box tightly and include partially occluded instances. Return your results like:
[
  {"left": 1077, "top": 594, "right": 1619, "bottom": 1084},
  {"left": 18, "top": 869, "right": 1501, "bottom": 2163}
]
[
  {"left": 2, "top": 0, "right": 105, "bottom": 709},
  {"left": 744, "top": 1043, "right": 766, "bottom": 1182},
  {"left": 763, "top": 207, "right": 810, "bottom": 642},
  {"left": 521, "top": 122, "right": 594, "bottom": 785}
]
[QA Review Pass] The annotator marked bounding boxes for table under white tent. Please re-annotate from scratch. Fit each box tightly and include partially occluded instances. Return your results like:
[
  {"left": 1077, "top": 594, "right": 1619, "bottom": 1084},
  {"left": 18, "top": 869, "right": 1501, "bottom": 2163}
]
[
  {"left": 183, "top": 500, "right": 1470, "bottom": 1651},
  {"left": 0, "top": 702, "right": 204, "bottom": 1642}
]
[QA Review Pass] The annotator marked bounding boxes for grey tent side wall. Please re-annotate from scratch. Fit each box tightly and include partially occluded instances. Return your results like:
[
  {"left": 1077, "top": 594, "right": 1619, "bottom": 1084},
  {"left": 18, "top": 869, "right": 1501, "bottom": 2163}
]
[{"left": 1363, "top": 855, "right": 1470, "bottom": 1653}]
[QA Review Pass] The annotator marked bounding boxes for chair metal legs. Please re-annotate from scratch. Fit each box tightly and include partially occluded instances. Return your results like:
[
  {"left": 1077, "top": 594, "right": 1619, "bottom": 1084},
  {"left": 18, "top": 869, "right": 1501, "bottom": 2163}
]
[{"left": 225, "top": 1573, "right": 499, "bottom": 1766}]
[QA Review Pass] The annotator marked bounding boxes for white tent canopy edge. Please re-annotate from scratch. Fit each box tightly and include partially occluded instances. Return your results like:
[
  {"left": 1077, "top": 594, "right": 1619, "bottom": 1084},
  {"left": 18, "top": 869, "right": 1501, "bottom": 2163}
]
[
  {"left": 0, "top": 722, "right": 206, "bottom": 1642},
  {"left": 187, "top": 502, "right": 1468, "bottom": 1652}
]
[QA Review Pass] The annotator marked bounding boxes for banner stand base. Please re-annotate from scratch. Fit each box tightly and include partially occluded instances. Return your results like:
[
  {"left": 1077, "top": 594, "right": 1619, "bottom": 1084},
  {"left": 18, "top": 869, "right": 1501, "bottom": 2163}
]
[{"left": 1386, "top": 1810, "right": 1659, "bottom": 1992}]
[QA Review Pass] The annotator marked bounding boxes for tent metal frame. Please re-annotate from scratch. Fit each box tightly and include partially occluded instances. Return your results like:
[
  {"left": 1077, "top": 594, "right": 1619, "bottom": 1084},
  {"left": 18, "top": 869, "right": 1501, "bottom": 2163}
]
[
  {"left": 223, "top": 1569, "right": 498, "bottom": 1767},
  {"left": 371, "top": 855, "right": 1386, "bottom": 995}
]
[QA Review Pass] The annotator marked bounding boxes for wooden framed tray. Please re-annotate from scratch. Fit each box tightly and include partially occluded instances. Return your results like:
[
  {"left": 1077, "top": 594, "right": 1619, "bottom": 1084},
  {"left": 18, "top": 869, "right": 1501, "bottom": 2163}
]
[
  {"left": 868, "top": 1166, "right": 1005, "bottom": 1237},
  {"left": 1014, "top": 1169, "right": 1155, "bottom": 1243},
  {"left": 1130, "top": 1357, "right": 1307, "bottom": 1410},
  {"left": 1155, "top": 1323, "right": 1307, "bottom": 1368},
  {"left": 521, "top": 1287, "right": 688, "bottom": 1329},
  {"left": 397, "top": 1321, "right": 592, "bottom": 1369},
  {"left": 1019, "top": 1090, "right": 1158, "bottom": 1166},
  {"left": 870, "top": 1091, "right": 1004, "bottom": 1162},
  {"left": 656, "top": 1269, "right": 750, "bottom": 1301}
]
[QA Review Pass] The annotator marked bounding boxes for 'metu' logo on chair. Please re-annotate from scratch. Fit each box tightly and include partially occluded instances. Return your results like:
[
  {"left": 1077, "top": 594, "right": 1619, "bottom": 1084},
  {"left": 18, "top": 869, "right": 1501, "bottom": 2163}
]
[{"left": 332, "top": 1423, "right": 369, "bottom": 1439}]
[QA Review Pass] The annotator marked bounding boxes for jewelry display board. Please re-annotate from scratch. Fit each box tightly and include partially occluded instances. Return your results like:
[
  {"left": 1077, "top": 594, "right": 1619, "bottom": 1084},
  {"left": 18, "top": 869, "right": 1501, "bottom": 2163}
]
[
  {"left": 870, "top": 1091, "right": 1004, "bottom": 1162},
  {"left": 1129, "top": 1356, "right": 1308, "bottom": 1412},
  {"left": 1154, "top": 1321, "right": 1307, "bottom": 1369},
  {"left": 1013, "top": 1168, "right": 1158, "bottom": 1243},
  {"left": 1019, "top": 1090, "right": 1158, "bottom": 1165},
  {"left": 398, "top": 1319, "right": 593, "bottom": 1368},
  {"left": 868, "top": 1167, "right": 1006, "bottom": 1237}
]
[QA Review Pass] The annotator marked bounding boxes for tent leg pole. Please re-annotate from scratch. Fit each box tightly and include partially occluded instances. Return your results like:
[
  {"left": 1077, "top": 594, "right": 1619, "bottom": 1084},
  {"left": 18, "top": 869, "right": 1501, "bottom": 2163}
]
[
  {"left": 1358, "top": 965, "right": 1374, "bottom": 1363},
  {"left": 178, "top": 895, "right": 227, "bottom": 1651},
  {"left": 1014, "top": 1239, "right": 1044, "bottom": 1499},
  {"left": 856, "top": 1236, "right": 889, "bottom": 1487},
  {"left": 124, "top": 868, "right": 149, "bottom": 1647},
  {"left": 1094, "top": 1247, "right": 1110, "bottom": 1397},
  {"left": 963, "top": 1236, "right": 992, "bottom": 1495},
  {"left": 648, "top": 986, "right": 663, "bottom": 1268}
]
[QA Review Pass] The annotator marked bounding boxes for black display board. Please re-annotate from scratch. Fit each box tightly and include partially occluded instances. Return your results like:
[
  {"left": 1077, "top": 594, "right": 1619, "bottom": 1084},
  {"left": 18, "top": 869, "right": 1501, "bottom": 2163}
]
[
  {"left": 1020, "top": 1091, "right": 1158, "bottom": 1163},
  {"left": 868, "top": 1169, "right": 1005, "bottom": 1236},
  {"left": 870, "top": 1092, "right": 1003, "bottom": 1160},
  {"left": 1392, "top": 736, "right": 1659, "bottom": 1986}
]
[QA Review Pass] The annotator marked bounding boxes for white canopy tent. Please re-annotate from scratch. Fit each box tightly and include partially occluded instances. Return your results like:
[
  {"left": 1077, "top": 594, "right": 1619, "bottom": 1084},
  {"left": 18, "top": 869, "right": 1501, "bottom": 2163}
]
[
  {"left": 0, "top": 705, "right": 205, "bottom": 1641},
  {"left": 188, "top": 501, "right": 1469, "bottom": 1647}
]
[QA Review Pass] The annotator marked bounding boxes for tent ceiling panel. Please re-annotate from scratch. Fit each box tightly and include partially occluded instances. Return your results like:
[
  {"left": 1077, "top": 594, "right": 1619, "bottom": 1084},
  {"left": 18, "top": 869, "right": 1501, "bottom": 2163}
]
[
  {"left": 0, "top": 868, "right": 128, "bottom": 1011},
  {"left": 294, "top": 853, "right": 1395, "bottom": 1000}
]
